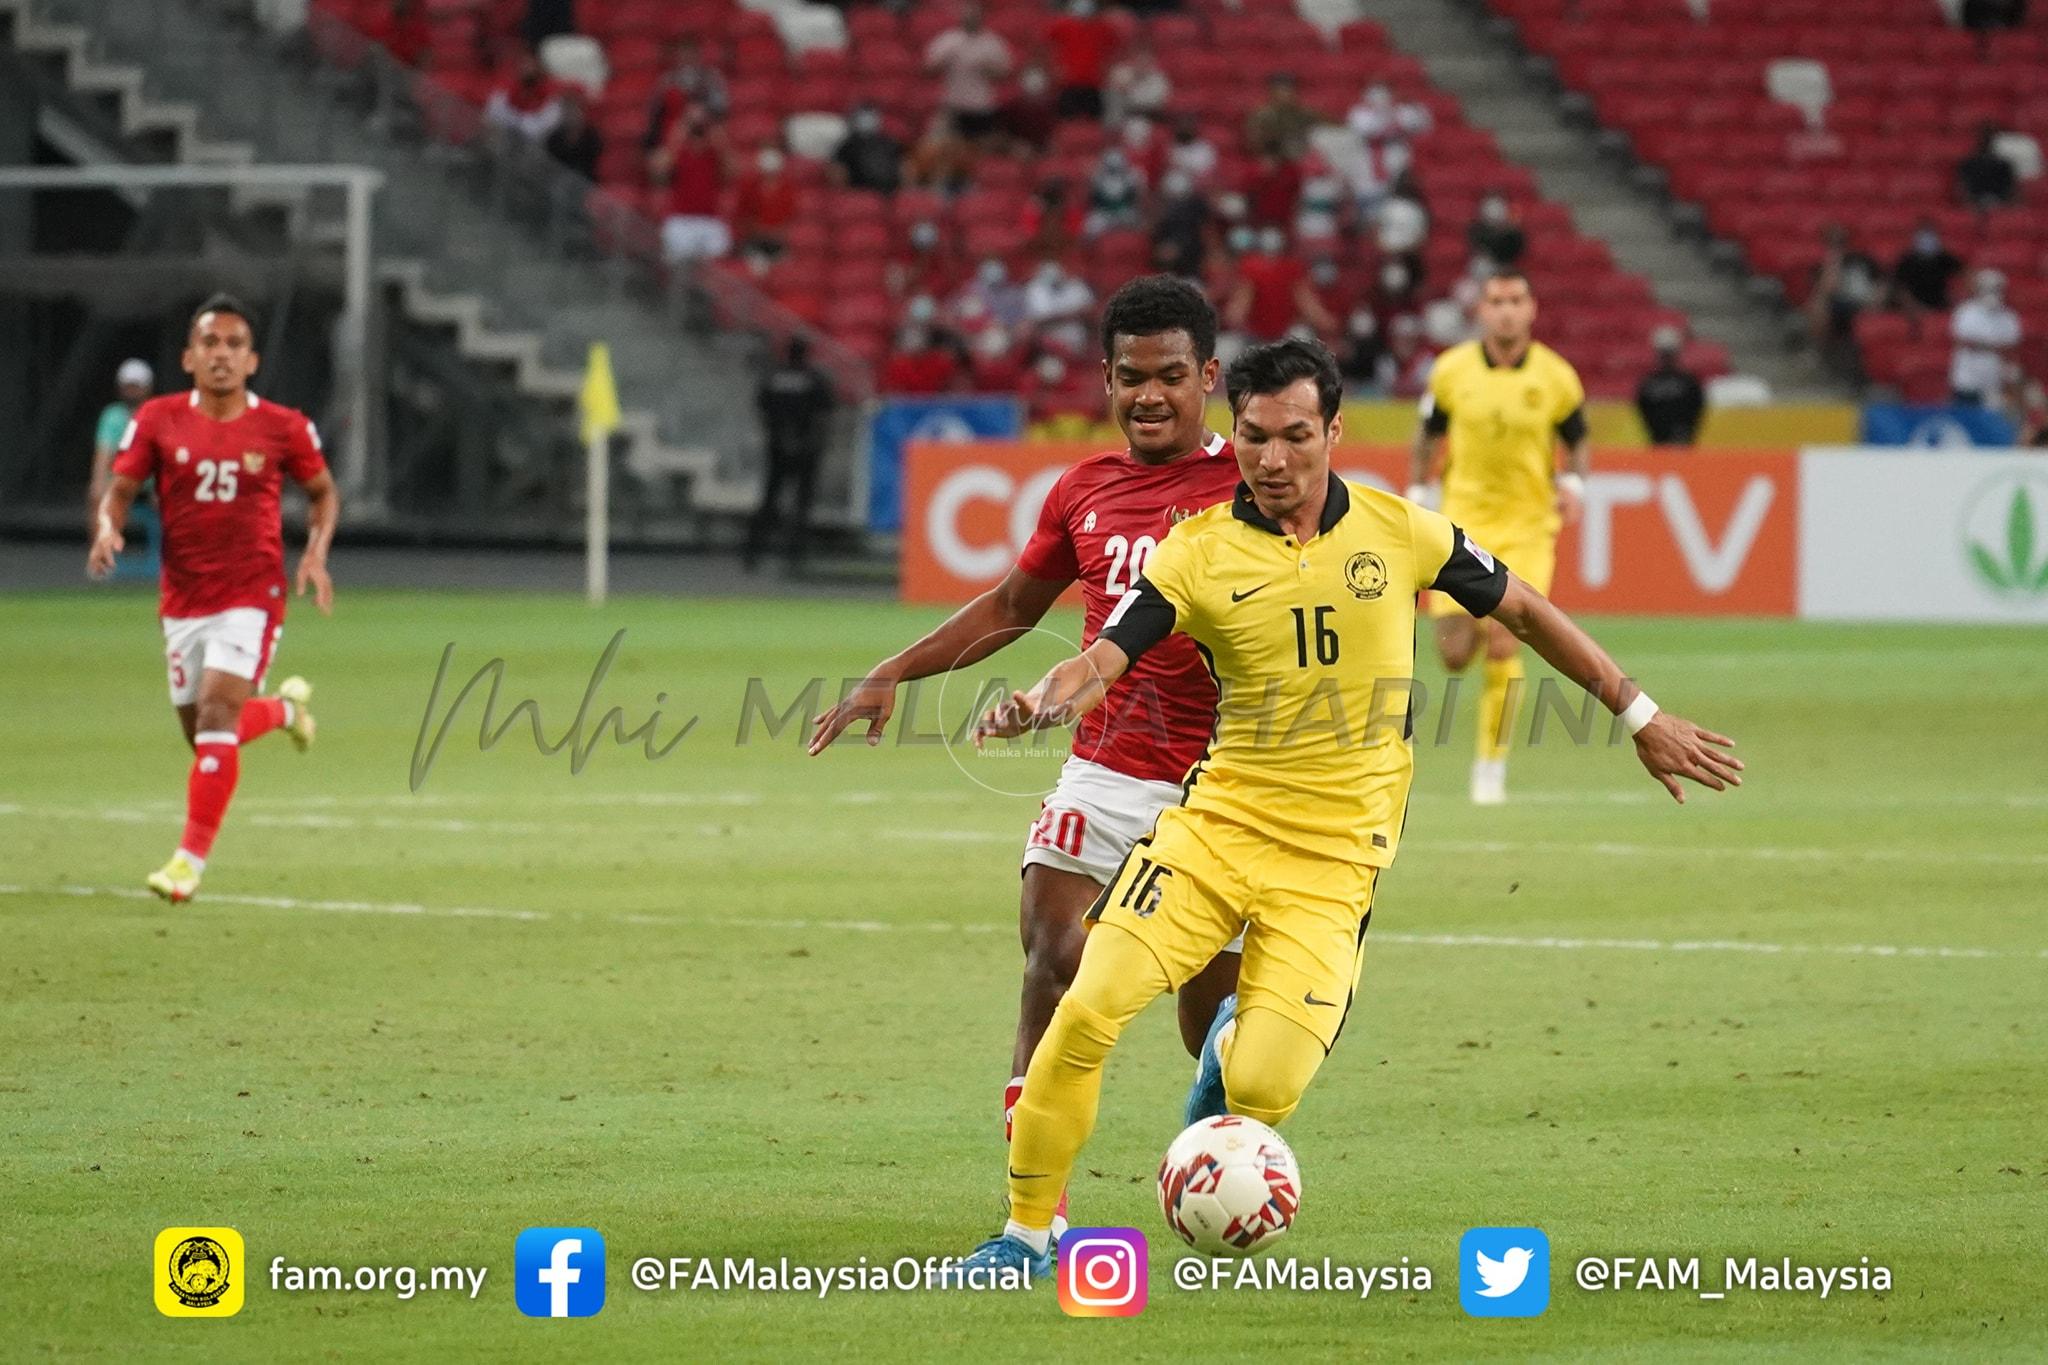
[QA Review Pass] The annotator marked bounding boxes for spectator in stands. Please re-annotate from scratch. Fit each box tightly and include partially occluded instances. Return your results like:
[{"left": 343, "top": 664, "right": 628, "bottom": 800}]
[
  {"left": 1805, "top": 223, "right": 1882, "bottom": 356},
  {"left": 1246, "top": 74, "right": 1320, "bottom": 162},
  {"left": 747, "top": 335, "right": 835, "bottom": 575},
  {"left": 734, "top": 147, "right": 801, "bottom": 258},
  {"left": 1338, "top": 307, "right": 1386, "bottom": 392},
  {"left": 1371, "top": 258, "right": 1421, "bottom": 328},
  {"left": 1117, "top": 115, "right": 1167, "bottom": 187},
  {"left": 1950, "top": 269, "right": 2023, "bottom": 407},
  {"left": 1024, "top": 180, "right": 1082, "bottom": 258},
  {"left": 881, "top": 324, "right": 963, "bottom": 394},
  {"left": 1383, "top": 313, "right": 1434, "bottom": 396},
  {"left": 832, "top": 104, "right": 905, "bottom": 194},
  {"left": 1045, "top": 0, "right": 1120, "bottom": 120},
  {"left": 1957, "top": 124, "right": 2018, "bottom": 208},
  {"left": 1959, "top": 0, "right": 2027, "bottom": 33},
  {"left": 1227, "top": 227, "right": 1335, "bottom": 342},
  {"left": 89, "top": 358, "right": 153, "bottom": 530},
  {"left": 1375, "top": 172, "right": 1430, "bottom": 281},
  {"left": 1151, "top": 170, "right": 1211, "bottom": 280},
  {"left": 1635, "top": 326, "right": 1706, "bottom": 448},
  {"left": 1346, "top": 134, "right": 1413, "bottom": 222},
  {"left": 543, "top": 90, "right": 602, "bottom": 181},
  {"left": 1084, "top": 148, "right": 1146, "bottom": 237},
  {"left": 1306, "top": 259, "right": 1356, "bottom": 340},
  {"left": 969, "top": 326, "right": 1028, "bottom": 392},
  {"left": 485, "top": 49, "right": 565, "bottom": 143},
  {"left": 950, "top": 257, "right": 1027, "bottom": 339},
  {"left": 1890, "top": 220, "right": 1965, "bottom": 314},
  {"left": 1346, "top": 80, "right": 1431, "bottom": 149},
  {"left": 363, "top": 0, "right": 429, "bottom": 67},
  {"left": 1294, "top": 162, "right": 1348, "bottom": 257},
  {"left": 1166, "top": 114, "right": 1218, "bottom": 188},
  {"left": 1020, "top": 350, "right": 1094, "bottom": 424},
  {"left": 643, "top": 39, "right": 728, "bottom": 156},
  {"left": 999, "top": 64, "right": 1060, "bottom": 154},
  {"left": 654, "top": 113, "right": 732, "bottom": 264},
  {"left": 2019, "top": 376, "right": 2048, "bottom": 446},
  {"left": 1246, "top": 149, "right": 1303, "bottom": 230},
  {"left": 889, "top": 221, "right": 960, "bottom": 301},
  {"left": 1022, "top": 260, "right": 1097, "bottom": 354},
  {"left": 1466, "top": 192, "right": 1525, "bottom": 269},
  {"left": 926, "top": 3, "right": 1011, "bottom": 145},
  {"left": 1105, "top": 38, "right": 1172, "bottom": 126}
]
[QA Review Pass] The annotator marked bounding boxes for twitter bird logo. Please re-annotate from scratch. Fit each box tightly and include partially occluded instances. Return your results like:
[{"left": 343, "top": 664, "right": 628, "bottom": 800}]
[{"left": 1460, "top": 1227, "right": 1550, "bottom": 1317}]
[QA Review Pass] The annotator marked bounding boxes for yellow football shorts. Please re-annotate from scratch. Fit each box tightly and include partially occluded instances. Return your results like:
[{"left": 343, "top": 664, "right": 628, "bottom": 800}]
[
  {"left": 1427, "top": 522, "right": 1554, "bottom": 618},
  {"left": 1087, "top": 805, "right": 1378, "bottom": 1051}
]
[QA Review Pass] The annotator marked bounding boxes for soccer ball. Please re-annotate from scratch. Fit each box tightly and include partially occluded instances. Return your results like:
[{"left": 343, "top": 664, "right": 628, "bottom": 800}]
[{"left": 1156, "top": 1115, "right": 1302, "bottom": 1257}]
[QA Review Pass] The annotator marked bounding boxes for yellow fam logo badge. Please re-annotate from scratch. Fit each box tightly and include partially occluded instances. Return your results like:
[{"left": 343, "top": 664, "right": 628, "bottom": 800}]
[{"left": 154, "top": 1227, "right": 245, "bottom": 1317}]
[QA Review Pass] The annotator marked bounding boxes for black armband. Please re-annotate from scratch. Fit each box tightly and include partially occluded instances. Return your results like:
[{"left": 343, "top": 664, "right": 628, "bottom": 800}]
[{"left": 1098, "top": 576, "right": 1178, "bottom": 662}]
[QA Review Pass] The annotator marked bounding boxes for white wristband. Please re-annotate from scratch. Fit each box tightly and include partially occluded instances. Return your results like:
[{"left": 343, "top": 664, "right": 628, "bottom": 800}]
[
  {"left": 1620, "top": 691, "right": 1659, "bottom": 737},
  {"left": 1557, "top": 472, "right": 1586, "bottom": 499}
]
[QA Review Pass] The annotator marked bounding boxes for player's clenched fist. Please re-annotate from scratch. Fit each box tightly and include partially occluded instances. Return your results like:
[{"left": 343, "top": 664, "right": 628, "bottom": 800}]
[
  {"left": 808, "top": 669, "right": 900, "bottom": 754},
  {"left": 1631, "top": 712, "right": 1741, "bottom": 804}
]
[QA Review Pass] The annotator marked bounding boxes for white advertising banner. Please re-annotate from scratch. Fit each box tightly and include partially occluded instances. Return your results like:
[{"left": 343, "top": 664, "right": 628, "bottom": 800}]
[{"left": 1799, "top": 449, "right": 2048, "bottom": 622}]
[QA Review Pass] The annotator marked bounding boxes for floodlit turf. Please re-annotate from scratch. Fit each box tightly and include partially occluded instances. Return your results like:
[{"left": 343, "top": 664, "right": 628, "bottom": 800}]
[{"left": 2, "top": 588, "right": 2043, "bottom": 1361}]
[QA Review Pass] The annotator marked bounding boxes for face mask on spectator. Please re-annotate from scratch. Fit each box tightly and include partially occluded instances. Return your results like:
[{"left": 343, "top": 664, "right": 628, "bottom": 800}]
[
  {"left": 1914, "top": 229, "right": 1940, "bottom": 254},
  {"left": 1123, "top": 118, "right": 1152, "bottom": 148},
  {"left": 1162, "top": 171, "right": 1194, "bottom": 199},
  {"left": 1481, "top": 196, "right": 1508, "bottom": 225},
  {"left": 1258, "top": 227, "right": 1286, "bottom": 254},
  {"left": 1349, "top": 308, "right": 1377, "bottom": 338},
  {"left": 1382, "top": 262, "right": 1410, "bottom": 292},
  {"left": 911, "top": 222, "right": 939, "bottom": 251},
  {"left": 978, "top": 258, "right": 1007, "bottom": 285},
  {"left": 1036, "top": 354, "right": 1066, "bottom": 382},
  {"left": 1071, "top": 0, "right": 1097, "bottom": 15},
  {"left": 1311, "top": 262, "right": 1339, "bottom": 286},
  {"left": 899, "top": 327, "right": 929, "bottom": 351},
  {"left": 1021, "top": 68, "right": 1049, "bottom": 95},
  {"left": 758, "top": 149, "right": 784, "bottom": 175},
  {"left": 1228, "top": 226, "right": 1256, "bottom": 253},
  {"left": 853, "top": 109, "right": 882, "bottom": 134},
  {"left": 908, "top": 295, "right": 938, "bottom": 324}
]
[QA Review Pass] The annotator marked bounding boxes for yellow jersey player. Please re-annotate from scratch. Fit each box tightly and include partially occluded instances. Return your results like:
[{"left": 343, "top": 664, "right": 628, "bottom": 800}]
[
  {"left": 956, "top": 339, "right": 1739, "bottom": 1277},
  {"left": 1409, "top": 269, "right": 1588, "bottom": 804}
]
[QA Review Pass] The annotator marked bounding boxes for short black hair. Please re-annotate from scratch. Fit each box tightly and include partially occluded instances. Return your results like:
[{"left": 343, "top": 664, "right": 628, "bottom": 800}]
[
  {"left": 1226, "top": 337, "right": 1342, "bottom": 426},
  {"left": 1100, "top": 274, "right": 1218, "bottom": 365},
  {"left": 189, "top": 293, "right": 256, "bottom": 336},
  {"left": 1483, "top": 267, "right": 1532, "bottom": 290}
]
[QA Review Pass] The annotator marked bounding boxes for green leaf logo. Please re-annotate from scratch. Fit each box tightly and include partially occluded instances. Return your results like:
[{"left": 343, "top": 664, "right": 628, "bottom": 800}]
[{"left": 1966, "top": 485, "right": 2048, "bottom": 597}]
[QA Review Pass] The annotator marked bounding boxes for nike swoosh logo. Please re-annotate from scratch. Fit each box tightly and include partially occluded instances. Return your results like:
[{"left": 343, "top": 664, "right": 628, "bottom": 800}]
[
  {"left": 1303, "top": 991, "right": 1338, "bottom": 1007},
  {"left": 1230, "top": 584, "right": 1272, "bottom": 602},
  {"left": 1008, "top": 1168, "right": 1049, "bottom": 1180}
]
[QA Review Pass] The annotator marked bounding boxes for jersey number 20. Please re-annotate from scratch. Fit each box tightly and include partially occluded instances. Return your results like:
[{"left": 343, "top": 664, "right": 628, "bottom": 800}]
[{"left": 1103, "top": 534, "right": 1156, "bottom": 594}]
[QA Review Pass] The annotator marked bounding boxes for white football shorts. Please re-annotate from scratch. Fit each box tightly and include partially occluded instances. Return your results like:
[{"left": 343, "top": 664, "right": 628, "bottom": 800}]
[
  {"left": 1022, "top": 755, "right": 1244, "bottom": 953},
  {"left": 161, "top": 607, "right": 280, "bottom": 706}
]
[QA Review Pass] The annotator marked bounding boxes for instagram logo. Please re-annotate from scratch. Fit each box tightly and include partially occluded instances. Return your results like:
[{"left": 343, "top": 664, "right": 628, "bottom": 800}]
[{"left": 1057, "top": 1227, "right": 1148, "bottom": 1318}]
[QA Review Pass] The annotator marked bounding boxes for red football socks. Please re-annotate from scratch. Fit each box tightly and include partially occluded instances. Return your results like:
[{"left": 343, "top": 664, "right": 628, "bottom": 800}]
[
  {"left": 236, "top": 696, "right": 289, "bottom": 743},
  {"left": 179, "top": 732, "right": 240, "bottom": 860}
]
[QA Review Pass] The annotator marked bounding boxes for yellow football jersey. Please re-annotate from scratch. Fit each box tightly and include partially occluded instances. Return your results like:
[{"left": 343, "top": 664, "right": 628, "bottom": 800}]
[
  {"left": 1422, "top": 339, "right": 1587, "bottom": 538},
  {"left": 1101, "top": 476, "right": 1507, "bottom": 867}
]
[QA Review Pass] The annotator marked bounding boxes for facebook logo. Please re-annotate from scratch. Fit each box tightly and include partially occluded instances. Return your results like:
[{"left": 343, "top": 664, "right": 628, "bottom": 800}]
[{"left": 514, "top": 1227, "right": 606, "bottom": 1318}]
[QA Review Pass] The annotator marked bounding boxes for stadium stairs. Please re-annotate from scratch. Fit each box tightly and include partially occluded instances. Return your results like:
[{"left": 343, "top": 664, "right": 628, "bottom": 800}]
[
  {"left": 6, "top": 0, "right": 790, "bottom": 538},
  {"left": 1343, "top": 0, "right": 1838, "bottom": 398}
]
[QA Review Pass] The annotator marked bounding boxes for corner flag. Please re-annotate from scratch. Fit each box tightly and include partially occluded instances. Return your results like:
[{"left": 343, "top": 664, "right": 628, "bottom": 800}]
[{"left": 580, "top": 342, "right": 621, "bottom": 446}]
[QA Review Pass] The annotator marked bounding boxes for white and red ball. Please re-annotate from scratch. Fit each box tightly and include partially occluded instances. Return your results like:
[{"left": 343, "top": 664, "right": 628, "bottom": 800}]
[{"left": 1156, "top": 1115, "right": 1302, "bottom": 1257}]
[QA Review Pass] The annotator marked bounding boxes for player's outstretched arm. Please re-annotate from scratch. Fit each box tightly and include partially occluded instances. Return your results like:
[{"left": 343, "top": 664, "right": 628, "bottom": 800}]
[
  {"left": 296, "top": 470, "right": 341, "bottom": 615},
  {"left": 86, "top": 474, "right": 141, "bottom": 579},
  {"left": 974, "top": 638, "right": 1132, "bottom": 745},
  {"left": 1490, "top": 573, "right": 1742, "bottom": 804},
  {"left": 808, "top": 567, "right": 1069, "bottom": 755}
]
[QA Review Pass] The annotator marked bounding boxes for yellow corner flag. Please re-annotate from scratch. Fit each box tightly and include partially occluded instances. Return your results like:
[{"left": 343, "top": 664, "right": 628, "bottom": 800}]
[{"left": 580, "top": 342, "right": 621, "bottom": 447}]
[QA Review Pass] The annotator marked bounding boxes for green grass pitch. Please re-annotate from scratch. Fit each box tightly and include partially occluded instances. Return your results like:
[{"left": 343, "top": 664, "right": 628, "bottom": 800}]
[{"left": 2, "top": 588, "right": 2043, "bottom": 1361}]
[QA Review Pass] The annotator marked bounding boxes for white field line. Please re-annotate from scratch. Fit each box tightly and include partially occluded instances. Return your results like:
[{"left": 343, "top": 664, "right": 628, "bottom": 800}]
[
  {"left": 1, "top": 884, "right": 2042, "bottom": 961},
  {"left": 20, "top": 786, "right": 2048, "bottom": 815},
  {"left": 6, "top": 804, "right": 2045, "bottom": 868}
]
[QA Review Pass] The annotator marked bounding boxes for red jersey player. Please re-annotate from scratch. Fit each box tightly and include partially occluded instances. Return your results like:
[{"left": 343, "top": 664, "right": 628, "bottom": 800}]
[
  {"left": 86, "top": 295, "right": 341, "bottom": 903},
  {"left": 809, "top": 276, "right": 1242, "bottom": 1239}
]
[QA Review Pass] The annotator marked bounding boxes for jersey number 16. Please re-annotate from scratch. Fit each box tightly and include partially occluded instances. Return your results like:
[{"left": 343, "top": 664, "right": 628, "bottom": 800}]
[{"left": 1291, "top": 605, "right": 1340, "bottom": 667}]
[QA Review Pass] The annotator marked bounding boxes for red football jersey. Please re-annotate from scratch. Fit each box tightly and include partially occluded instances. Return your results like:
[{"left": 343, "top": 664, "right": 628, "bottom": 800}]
[
  {"left": 1017, "top": 431, "right": 1242, "bottom": 783},
  {"left": 112, "top": 390, "right": 328, "bottom": 620}
]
